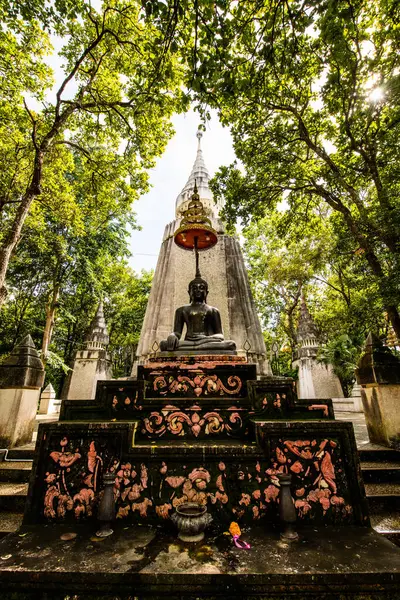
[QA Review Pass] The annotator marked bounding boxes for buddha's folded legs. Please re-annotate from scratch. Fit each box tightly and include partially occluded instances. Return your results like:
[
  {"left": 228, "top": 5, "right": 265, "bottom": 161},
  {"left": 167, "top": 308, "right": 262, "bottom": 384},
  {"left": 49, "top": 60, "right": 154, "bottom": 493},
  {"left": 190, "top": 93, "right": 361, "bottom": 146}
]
[{"left": 178, "top": 339, "right": 236, "bottom": 350}]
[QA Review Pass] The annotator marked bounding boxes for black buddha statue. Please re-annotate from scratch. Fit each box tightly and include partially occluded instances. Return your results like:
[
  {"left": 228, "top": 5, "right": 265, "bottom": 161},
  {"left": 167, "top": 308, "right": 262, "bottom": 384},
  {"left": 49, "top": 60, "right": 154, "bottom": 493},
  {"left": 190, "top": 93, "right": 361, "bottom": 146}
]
[{"left": 160, "top": 276, "right": 236, "bottom": 354}]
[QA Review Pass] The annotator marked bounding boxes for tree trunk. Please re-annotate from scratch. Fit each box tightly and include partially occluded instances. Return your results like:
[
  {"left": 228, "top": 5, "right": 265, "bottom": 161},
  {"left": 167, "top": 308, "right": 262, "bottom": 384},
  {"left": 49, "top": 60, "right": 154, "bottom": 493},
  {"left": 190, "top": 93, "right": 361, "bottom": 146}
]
[
  {"left": 286, "top": 285, "right": 302, "bottom": 350},
  {"left": 385, "top": 305, "right": 400, "bottom": 342},
  {"left": 323, "top": 195, "right": 400, "bottom": 340},
  {"left": 12, "top": 292, "right": 34, "bottom": 347},
  {"left": 0, "top": 193, "right": 35, "bottom": 306},
  {"left": 41, "top": 284, "right": 60, "bottom": 362},
  {"left": 359, "top": 251, "right": 400, "bottom": 339},
  {"left": 0, "top": 150, "right": 43, "bottom": 307}
]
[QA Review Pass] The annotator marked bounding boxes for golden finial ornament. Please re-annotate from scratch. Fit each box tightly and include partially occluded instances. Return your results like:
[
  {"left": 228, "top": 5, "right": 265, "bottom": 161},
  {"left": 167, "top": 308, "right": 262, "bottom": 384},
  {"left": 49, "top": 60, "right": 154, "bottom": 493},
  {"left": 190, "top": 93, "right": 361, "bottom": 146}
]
[
  {"left": 174, "top": 180, "right": 218, "bottom": 252},
  {"left": 173, "top": 132, "right": 218, "bottom": 279}
]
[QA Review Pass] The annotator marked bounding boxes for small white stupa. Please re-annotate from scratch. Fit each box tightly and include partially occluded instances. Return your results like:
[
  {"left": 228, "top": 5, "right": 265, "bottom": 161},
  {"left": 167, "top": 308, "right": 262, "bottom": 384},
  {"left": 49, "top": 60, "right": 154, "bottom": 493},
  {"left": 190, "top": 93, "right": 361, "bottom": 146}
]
[
  {"left": 64, "top": 301, "right": 113, "bottom": 399},
  {"left": 293, "top": 296, "right": 343, "bottom": 399}
]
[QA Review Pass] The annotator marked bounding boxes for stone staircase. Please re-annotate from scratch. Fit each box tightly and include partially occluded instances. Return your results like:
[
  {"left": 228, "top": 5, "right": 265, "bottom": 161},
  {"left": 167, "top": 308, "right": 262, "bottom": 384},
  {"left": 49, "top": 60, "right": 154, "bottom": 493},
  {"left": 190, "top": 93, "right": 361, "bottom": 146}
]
[
  {"left": 359, "top": 445, "right": 400, "bottom": 545},
  {"left": 0, "top": 447, "right": 33, "bottom": 536},
  {"left": 0, "top": 443, "right": 399, "bottom": 544}
]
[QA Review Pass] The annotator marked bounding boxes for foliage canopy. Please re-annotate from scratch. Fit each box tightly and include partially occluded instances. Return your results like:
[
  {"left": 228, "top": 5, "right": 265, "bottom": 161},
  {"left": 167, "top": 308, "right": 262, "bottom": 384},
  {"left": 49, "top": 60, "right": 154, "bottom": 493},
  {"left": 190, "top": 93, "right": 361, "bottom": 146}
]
[{"left": 187, "top": 0, "right": 400, "bottom": 339}]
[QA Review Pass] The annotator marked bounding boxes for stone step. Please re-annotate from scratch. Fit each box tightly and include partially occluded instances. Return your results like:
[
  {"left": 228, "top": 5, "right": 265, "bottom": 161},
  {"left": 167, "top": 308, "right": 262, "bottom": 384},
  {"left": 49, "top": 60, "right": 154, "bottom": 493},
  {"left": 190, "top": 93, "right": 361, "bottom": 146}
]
[
  {"left": 361, "top": 461, "right": 400, "bottom": 483},
  {"left": 0, "top": 461, "right": 32, "bottom": 483},
  {"left": 365, "top": 481, "right": 400, "bottom": 496},
  {"left": 361, "top": 456, "right": 400, "bottom": 520},
  {"left": 2, "top": 446, "right": 35, "bottom": 461},
  {"left": 358, "top": 446, "right": 400, "bottom": 463},
  {"left": 370, "top": 510, "right": 400, "bottom": 546},
  {"left": 0, "top": 482, "right": 29, "bottom": 511},
  {"left": 34, "top": 414, "right": 60, "bottom": 431},
  {"left": 332, "top": 398, "right": 361, "bottom": 413},
  {"left": 365, "top": 482, "right": 400, "bottom": 514},
  {"left": 0, "top": 512, "right": 24, "bottom": 539}
]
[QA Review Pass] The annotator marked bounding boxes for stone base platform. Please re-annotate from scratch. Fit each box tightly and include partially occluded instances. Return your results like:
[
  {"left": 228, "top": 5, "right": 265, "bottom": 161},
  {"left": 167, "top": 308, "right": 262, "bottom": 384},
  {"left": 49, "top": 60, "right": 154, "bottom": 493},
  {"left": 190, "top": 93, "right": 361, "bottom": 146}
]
[
  {"left": 0, "top": 524, "right": 398, "bottom": 598},
  {"left": 154, "top": 350, "right": 240, "bottom": 358}
]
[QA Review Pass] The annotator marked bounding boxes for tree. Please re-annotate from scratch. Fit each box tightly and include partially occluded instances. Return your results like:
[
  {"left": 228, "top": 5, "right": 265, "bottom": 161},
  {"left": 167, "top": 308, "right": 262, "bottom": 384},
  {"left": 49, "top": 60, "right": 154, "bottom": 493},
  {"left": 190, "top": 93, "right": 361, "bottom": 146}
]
[
  {"left": 0, "top": 229, "right": 153, "bottom": 393},
  {"left": 242, "top": 209, "right": 329, "bottom": 351},
  {"left": 240, "top": 205, "right": 387, "bottom": 387},
  {"left": 0, "top": 0, "right": 81, "bottom": 29},
  {"left": 0, "top": 134, "right": 143, "bottom": 362},
  {"left": 0, "top": 0, "right": 188, "bottom": 305},
  {"left": 105, "top": 268, "right": 153, "bottom": 377},
  {"left": 318, "top": 334, "right": 360, "bottom": 396},
  {"left": 187, "top": 0, "right": 400, "bottom": 338},
  {"left": 0, "top": 131, "right": 152, "bottom": 382}
]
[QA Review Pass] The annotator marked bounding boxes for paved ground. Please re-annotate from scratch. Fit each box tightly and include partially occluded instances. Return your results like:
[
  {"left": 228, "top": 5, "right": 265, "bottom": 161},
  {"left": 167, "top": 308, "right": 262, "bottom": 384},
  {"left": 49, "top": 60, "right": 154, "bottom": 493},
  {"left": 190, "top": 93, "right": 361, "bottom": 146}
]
[
  {"left": 0, "top": 524, "right": 398, "bottom": 598},
  {"left": 335, "top": 411, "right": 370, "bottom": 447}
]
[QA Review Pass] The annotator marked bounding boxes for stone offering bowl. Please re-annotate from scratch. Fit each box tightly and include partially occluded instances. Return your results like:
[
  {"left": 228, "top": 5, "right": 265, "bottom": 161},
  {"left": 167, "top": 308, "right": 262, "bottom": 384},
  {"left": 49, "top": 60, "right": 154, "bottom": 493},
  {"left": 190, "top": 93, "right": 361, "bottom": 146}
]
[{"left": 171, "top": 502, "right": 212, "bottom": 542}]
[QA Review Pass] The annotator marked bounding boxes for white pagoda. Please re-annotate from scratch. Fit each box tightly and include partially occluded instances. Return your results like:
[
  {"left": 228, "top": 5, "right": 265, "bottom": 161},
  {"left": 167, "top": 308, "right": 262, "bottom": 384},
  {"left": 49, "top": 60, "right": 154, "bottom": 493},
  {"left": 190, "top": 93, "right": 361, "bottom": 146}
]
[{"left": 133, "top": 132, "right": 271, "bottom": 375}]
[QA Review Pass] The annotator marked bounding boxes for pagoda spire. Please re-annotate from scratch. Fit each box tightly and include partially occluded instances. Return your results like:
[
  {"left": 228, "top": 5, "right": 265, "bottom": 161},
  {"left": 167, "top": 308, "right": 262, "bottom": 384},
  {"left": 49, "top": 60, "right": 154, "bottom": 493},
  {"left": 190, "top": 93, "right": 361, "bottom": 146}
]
[
  {"left": 65, "top": 299, "right": 113, "bottom": 399},
  {"left": 296, "top": 294, "right": 319, "bottom": 345},
  {"left": 196, "top": 129, "right": 202, "bottom": 150},
  {"left": 175, "top": 131, "right": 214, "bottom": 217},
  {"left": 84, "top": 300, "right": 109, "bottom": 349}
]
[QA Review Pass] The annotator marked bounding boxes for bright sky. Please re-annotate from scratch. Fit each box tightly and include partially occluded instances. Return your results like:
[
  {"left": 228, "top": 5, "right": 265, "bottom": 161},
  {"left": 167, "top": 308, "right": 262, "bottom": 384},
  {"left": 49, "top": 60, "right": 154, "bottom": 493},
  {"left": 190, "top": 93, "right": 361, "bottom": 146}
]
[{"left": 128, "top": 110, "right": 236, "bottom": 273}]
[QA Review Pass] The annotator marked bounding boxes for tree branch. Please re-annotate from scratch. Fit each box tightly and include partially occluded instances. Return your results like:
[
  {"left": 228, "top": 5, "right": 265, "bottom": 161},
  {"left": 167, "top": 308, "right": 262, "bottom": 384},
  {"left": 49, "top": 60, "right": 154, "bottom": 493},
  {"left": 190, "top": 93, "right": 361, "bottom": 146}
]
[
  {"left": 311, "top": 275, "right": 351, "bottom": 307},
  {"left": 23, "top": 98, "right": 39, "bottom": 151}
]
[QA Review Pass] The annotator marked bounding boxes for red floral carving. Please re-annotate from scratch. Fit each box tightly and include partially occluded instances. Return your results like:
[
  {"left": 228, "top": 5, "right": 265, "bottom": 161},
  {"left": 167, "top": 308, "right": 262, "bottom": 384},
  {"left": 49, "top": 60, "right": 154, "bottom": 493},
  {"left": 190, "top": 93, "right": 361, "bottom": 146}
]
[
  {"left": 73, "top": 488, "right": 95, "bottom": 518},
  {"left": 188, "top": 467, "right": 211, "bottom": 483},
  {"left": 331, "top": 495, "right": 345, "bottom": 506},
  {"left": 153, "top": 373, "right": 242, "bottom": 397},
  {"left": 214, "top": 491, "right": 228, "bottom": 504},
  {"left": 319, "top": 451, "right": 337, "bottom": 493},
  {"left": 116, "top": 505, "right": 130, "bottom": 518},
  {"left": 290, "top": 461, "right": 303, "bottom": 474},
  {"left": 264, "top": 485, "right": 280, "bottom": 502},
  {"left": 50, "top": 450, "right": 81, "bottom": 468},
  {"left": 274, "top": 438, "right": 351, "bottom": 519},
  {"left": 276, "top": 447, "right": 286, "bottom": 464},
  {"left": 128, "top": 484, "right": 142, "bottom": 501},
  {"left": 156, "top": 503, "right": 172, "bottom": 519},
  {"left": 143, "top": 412, "right": 166, "bottom": 436},
  {"left": 295, "top": 499, "right": 312, "bottom": 516},
  {"left": 239, "top": 493, "right": 251, "bottom": 506},
  {"left": 44, "top": 486, "right": 60, "bottom": 519},
  {"left": 165, "top": 476, "right": 186, "bottom": 488},
  {"left": 216, "top": 474, "right": 225, "bottom": 491},
  {"left": 132, "top": 498, "right": 152, "bottom": 517},
  {"left": 88, "top": 442, "right": 97, "bottom": 473},
  {"left": 140, "top": 464, "right": 148, "bottom": 489},
  {"left": 308, "top": 404, "right": 329, "bottom": 417}
]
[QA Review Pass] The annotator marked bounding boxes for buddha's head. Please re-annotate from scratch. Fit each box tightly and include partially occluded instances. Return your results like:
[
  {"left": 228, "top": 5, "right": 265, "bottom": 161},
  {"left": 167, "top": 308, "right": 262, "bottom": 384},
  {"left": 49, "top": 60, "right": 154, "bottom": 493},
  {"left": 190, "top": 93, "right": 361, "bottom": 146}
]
[{"left": 188, "top": 277, "right": 208, "bottom": 303}]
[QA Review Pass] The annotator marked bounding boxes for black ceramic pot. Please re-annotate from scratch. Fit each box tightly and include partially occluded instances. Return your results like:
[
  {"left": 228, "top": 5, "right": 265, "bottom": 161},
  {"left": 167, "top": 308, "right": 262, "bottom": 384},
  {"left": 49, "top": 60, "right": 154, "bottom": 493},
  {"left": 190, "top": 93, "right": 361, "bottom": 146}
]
[{"left": 171, "top": 502, "right": 212, "bottom": 542}]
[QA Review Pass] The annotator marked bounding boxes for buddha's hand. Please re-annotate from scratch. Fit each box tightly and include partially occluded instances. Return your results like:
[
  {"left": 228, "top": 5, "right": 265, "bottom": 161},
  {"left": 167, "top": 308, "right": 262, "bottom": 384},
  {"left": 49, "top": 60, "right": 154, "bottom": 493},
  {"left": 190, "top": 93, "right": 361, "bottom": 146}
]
[{"left": 166, "top": 333, "right": 179, "bottom": 351}]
